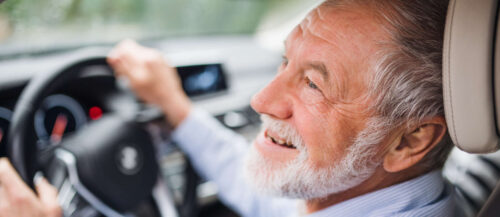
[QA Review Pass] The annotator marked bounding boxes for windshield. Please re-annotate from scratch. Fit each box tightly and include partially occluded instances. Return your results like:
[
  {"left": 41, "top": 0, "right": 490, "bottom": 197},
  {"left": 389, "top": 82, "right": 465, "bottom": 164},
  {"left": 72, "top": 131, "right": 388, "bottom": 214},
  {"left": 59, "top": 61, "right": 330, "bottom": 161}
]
[{"left": 0, "top": 0, "right": 300, "bottom": 54}]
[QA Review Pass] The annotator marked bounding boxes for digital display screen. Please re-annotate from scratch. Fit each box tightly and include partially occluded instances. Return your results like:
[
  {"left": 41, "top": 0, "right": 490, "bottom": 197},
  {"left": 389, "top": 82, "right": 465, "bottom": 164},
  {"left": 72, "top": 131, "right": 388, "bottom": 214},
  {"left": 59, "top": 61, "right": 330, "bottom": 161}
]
[{"left": 177, "top": 64, "right": 228, "bottom": 97}]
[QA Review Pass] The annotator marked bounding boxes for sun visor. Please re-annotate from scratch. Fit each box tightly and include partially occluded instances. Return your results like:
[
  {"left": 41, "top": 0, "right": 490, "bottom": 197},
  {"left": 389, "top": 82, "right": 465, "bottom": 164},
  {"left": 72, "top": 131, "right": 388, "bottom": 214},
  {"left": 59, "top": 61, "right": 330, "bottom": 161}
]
[{"left": 443, "top": 0, "right": 499, "bottom": 153}]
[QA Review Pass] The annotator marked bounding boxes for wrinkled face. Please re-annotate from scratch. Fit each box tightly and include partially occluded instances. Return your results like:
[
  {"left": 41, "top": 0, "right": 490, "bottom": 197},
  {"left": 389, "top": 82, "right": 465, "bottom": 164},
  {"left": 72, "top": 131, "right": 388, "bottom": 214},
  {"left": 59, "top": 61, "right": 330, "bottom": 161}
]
[{"left": 246, "top": 5, "right": 389, "bottom": 199}]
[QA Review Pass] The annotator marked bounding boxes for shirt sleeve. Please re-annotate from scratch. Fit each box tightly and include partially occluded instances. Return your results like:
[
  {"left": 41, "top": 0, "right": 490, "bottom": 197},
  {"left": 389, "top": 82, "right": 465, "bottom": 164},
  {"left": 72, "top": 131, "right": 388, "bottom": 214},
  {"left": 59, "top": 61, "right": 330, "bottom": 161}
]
[{"left": 171, "top": 108, "right": 296, "bottom": 217}]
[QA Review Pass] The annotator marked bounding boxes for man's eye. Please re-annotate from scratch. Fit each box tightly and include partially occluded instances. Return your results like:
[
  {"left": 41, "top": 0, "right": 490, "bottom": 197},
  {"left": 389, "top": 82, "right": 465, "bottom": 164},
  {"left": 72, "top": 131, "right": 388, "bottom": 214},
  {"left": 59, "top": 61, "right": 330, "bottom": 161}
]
[
  {"left": 281, "top": 56, "right": 289, "bottom": 66},
  {"left": 306, "top": 78, "right": 319, "bottom": 90}
]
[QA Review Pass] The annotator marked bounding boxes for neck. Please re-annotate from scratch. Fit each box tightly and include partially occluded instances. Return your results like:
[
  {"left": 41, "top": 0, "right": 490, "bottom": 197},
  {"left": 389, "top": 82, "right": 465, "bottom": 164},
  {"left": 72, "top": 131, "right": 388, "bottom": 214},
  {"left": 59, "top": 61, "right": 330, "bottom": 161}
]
[{"left": 302, "top": 167, "right": 421, "bottom": 214}]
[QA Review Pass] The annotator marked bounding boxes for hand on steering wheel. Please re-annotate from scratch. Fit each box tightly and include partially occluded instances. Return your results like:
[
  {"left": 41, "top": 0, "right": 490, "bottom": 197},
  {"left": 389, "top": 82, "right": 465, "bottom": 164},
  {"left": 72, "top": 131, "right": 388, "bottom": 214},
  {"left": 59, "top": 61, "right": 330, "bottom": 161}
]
[
  {"left": 0, "top": 158, "right": 61, "bottom": 217},
  {"left": 108, "top": 39, "right": 192, "bottom": 128}
]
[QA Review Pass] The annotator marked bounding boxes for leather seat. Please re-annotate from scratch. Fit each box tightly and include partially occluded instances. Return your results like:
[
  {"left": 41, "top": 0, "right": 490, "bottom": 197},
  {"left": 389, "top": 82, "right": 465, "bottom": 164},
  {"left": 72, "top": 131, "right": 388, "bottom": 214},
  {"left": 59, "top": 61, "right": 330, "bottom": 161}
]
[{"left": 442, "top": 0, "right": 500, "bottom": 216}]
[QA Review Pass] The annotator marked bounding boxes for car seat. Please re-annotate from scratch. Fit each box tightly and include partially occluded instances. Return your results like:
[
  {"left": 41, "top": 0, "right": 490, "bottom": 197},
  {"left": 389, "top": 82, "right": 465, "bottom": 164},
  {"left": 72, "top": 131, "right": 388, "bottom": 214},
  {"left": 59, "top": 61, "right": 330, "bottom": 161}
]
[{"left": 442, "top": 0, "right": 500, "bottom": 216}]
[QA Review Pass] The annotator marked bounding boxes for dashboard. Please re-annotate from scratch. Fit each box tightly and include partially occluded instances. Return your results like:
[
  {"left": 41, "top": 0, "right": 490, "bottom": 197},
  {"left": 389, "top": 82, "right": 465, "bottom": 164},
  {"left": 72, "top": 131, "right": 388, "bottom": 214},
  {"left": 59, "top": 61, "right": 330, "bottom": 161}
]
[
  {"left": 0, "top": 62, "right": 232, "bottom": 157},
  {"left": 0, "top": 35, "right": 281, "bottom": 216}
]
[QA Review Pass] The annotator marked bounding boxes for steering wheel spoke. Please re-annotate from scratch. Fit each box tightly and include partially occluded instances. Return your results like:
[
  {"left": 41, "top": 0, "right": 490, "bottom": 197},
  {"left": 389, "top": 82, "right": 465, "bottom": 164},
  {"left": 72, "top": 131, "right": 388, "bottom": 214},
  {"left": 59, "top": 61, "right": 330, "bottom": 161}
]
[
  {"left": 46, "top": 147, "right": 181, "bottom": 217},
  {"left": 55, "top": 149, "right": 129, "bottom": 217}
]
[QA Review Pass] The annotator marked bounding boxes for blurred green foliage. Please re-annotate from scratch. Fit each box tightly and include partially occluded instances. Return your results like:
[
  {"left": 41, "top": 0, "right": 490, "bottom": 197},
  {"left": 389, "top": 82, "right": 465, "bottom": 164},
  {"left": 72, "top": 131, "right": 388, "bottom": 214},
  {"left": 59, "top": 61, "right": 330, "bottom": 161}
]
[{"left": 0, "top": 0, "right": 283, "bottom": 46}]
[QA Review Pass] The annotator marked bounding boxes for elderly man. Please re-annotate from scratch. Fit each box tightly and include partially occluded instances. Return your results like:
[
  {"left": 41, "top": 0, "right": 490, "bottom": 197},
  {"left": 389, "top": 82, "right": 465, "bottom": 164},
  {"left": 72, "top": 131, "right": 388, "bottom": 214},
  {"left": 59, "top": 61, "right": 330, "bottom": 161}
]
[{"left": 0, "top": 0, "right": 455, "bottom": 216}]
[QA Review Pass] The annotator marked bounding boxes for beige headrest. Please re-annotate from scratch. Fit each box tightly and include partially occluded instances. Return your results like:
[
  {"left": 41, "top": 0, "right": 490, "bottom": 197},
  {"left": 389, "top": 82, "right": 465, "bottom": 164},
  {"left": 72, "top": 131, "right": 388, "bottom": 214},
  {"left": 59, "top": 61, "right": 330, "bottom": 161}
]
[{"left": 443, "top": 0, "right": 499, "bottom": 153}]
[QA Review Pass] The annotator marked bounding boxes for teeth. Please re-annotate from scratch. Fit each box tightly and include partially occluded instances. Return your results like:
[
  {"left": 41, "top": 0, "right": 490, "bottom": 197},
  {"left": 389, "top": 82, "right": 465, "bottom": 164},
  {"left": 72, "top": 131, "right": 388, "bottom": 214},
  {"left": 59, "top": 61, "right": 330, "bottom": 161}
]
[{"left": 266, "top": 132, "right": 295, "bottom": 148}]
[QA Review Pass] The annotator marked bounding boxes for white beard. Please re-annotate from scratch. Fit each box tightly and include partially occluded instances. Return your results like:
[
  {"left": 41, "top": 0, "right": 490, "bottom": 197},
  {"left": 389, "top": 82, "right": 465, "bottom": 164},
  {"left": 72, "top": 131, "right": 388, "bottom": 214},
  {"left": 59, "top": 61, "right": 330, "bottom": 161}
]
[{"left": 243, "top": 115, "right": 384, "bottom": 200}]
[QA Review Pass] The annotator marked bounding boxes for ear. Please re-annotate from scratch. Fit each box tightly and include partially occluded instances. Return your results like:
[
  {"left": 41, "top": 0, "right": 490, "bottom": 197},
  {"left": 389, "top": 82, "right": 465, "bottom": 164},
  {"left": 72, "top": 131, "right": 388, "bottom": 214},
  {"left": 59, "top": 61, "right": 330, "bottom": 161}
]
[{"left": 383, "top": 117, "right": 447, "bottom": 173}]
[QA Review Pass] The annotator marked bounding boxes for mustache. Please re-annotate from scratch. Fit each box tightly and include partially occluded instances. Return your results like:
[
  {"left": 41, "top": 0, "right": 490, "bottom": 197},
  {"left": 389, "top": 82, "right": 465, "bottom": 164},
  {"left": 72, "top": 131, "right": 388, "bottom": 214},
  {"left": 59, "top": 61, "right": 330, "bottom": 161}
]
[{"left": 260, "top": 114, "right": 305, "bottom": 150}]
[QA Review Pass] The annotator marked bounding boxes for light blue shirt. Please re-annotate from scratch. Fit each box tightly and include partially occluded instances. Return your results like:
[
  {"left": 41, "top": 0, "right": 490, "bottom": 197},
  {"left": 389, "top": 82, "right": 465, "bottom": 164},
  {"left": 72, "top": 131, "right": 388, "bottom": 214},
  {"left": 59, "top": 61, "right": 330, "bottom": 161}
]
[{"left": 171, "top": 109, "right": 456, "bottom": 217}]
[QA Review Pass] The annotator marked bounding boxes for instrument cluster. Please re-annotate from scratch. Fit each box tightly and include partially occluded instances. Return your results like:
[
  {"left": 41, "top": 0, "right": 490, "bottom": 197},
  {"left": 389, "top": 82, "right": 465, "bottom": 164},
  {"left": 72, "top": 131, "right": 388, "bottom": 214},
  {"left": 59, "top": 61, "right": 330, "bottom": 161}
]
[{"left": 0, "top": 93, "right": 105, "bottom": 156}]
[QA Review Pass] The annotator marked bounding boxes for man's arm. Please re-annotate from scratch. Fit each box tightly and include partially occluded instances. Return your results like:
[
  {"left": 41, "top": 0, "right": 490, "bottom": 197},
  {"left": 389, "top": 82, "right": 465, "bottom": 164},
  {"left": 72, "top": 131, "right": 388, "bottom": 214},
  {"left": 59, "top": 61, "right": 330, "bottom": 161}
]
[{"left": 108, "top": 40, "right": 296, "bottom": 217}]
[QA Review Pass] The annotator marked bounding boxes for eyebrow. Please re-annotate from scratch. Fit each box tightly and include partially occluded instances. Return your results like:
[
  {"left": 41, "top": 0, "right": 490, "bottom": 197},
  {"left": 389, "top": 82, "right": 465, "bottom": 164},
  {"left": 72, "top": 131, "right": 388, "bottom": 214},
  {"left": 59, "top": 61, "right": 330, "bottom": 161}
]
[
  {"left": 283, "top": 40, "right": 331, "bottom": 82},
  {"left": 308, "top": 62, "right": 330, "bottom": 81}
]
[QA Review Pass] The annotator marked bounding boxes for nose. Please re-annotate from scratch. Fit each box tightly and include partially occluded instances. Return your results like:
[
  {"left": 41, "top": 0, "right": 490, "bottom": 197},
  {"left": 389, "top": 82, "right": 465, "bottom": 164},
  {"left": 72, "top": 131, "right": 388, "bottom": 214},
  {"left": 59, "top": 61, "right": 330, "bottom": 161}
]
[{"left": 250, "top": 75, "right": 293, "bottom": 120}]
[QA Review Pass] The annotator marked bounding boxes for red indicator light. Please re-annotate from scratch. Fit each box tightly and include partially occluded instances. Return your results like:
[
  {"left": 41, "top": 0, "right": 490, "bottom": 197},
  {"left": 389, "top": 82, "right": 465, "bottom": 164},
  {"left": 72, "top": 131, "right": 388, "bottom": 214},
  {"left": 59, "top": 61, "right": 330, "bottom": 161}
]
[{"left": 89, "top": 106, "right": 103, "bottom": 120}]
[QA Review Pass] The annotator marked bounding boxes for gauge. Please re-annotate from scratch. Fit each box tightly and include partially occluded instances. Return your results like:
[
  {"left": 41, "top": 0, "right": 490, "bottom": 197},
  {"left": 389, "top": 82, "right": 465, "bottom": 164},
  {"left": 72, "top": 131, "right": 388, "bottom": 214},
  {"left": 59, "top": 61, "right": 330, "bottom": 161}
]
[
  {"left": 0, "top": 107, "right": 12, "bottom": 156},
  {"left": 34, "top": 94, "right": 87, "bottom": 149}
]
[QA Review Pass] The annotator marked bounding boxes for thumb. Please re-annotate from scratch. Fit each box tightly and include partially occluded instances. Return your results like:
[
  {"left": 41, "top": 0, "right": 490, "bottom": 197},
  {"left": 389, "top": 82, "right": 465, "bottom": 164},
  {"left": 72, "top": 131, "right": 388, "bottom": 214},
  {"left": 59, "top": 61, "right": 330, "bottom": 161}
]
[{"left": 35, "top": 173, "right": 62, "bottom": 217}]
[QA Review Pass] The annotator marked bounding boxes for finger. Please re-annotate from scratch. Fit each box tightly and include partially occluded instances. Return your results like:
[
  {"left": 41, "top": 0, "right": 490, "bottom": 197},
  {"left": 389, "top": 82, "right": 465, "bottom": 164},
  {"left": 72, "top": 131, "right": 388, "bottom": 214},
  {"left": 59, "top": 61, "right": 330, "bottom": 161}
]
[
  {"left": 0, "top": 188, "right": 12, "bottom": 217},
  {"left": 0, "top": 158, "right": 33, "bottom": 197},
  {"left": 35, "top": 176, "right": 58, "bottom": 203},
  {"left": 112, "top": 57, "right": 144, "bottom": 84},
  {"left": 107, "top": 47, "right": 128, "bottom": 74},
  {"left": 107, "top": 56, "right": 127, "bottom": 77},
  {"left": 108, "top": 45, "right": 139, "bottom": 78},
  {"left": 107, "top": 39, "right": 132, "bottom": 69},
  {"left": 35, "top": 174, "right": 62, "bottom": 217},
  {"left": 108, "top": 52, "right": 138, "bottom": 80},
  {"left": 109, "top": 39, "right": 139, "bottom": 62},
  {"left": 0, "top": 183, "right": 7, "bottom": 205}
]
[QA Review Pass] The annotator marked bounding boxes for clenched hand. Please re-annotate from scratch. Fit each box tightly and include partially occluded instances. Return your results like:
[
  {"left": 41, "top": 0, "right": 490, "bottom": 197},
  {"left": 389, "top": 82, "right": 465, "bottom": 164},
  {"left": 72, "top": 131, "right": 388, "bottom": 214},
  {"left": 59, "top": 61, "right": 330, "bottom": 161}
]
[{"left": 107, "top": 39, "right": 192, "bottom": 128}]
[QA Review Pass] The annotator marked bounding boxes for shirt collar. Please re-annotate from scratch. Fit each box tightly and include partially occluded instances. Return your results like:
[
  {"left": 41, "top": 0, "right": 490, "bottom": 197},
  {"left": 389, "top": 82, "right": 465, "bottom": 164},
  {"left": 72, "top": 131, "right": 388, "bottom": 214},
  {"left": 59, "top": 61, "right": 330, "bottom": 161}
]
[{"left": 303, "top": 170, "right": 445, "bottom": 217}]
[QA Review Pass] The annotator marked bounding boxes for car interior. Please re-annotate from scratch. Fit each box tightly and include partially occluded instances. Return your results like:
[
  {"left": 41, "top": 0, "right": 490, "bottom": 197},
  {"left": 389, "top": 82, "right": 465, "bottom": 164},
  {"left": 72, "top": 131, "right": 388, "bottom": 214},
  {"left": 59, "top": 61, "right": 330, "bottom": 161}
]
[{"left": 0, "top": 0, "right": 500, "bottom": 216}]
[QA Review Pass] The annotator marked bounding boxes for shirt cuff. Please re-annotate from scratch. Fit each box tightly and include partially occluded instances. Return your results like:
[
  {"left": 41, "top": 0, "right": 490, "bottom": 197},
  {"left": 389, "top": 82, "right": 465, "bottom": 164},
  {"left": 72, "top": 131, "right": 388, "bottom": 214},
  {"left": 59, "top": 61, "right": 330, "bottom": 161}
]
[{"left": 170, "top": 108, "right": 221, "bottom": 152}]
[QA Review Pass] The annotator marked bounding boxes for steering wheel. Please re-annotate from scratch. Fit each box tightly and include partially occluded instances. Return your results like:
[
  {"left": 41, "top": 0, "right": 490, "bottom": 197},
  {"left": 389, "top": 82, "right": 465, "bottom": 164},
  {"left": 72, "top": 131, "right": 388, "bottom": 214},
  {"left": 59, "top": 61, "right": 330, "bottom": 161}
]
[{"left": 6, "top": 50, "right": 198, "bottom": 217}]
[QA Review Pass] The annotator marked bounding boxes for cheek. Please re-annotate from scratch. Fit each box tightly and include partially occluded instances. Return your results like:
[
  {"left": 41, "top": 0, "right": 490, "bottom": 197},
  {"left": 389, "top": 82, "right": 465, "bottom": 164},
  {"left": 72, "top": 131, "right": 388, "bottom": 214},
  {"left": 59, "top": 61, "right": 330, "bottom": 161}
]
[
  {"left": 293, "top": 102, "right": 358, "bottom": 168},
  {"left": 298, "top": 84, "right": 329, "bottom": 113}
]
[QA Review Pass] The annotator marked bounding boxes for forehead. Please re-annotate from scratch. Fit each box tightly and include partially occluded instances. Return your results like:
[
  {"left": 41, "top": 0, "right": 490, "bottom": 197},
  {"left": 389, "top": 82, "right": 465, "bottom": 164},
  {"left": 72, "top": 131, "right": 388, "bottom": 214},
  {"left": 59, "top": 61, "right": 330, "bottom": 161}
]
[{"left": 286, "top": 5, "right": 388, "bottom": 73}]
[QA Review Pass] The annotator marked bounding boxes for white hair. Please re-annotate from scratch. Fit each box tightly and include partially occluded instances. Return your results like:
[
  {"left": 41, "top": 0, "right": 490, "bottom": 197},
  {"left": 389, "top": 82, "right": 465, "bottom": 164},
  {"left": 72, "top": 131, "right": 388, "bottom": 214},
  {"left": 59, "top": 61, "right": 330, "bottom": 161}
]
[{"left": 325, "top": 0, "right": 453, "bottom": 170}]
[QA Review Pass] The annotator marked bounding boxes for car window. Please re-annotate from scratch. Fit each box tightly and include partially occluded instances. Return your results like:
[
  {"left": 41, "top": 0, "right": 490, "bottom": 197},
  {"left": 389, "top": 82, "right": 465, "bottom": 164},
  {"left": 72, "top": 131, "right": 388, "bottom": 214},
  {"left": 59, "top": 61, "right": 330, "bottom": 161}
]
[{"left": 0, "top": 0, "right": 311, "bottom": 54}]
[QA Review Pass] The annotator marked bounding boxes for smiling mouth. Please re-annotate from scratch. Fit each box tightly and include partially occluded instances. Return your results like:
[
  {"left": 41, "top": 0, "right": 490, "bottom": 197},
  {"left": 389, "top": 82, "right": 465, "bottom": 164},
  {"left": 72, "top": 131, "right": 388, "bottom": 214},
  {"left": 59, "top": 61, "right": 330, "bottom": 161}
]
[{"left": 265, "top": 130, "right": 297, "bottom": 149}]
